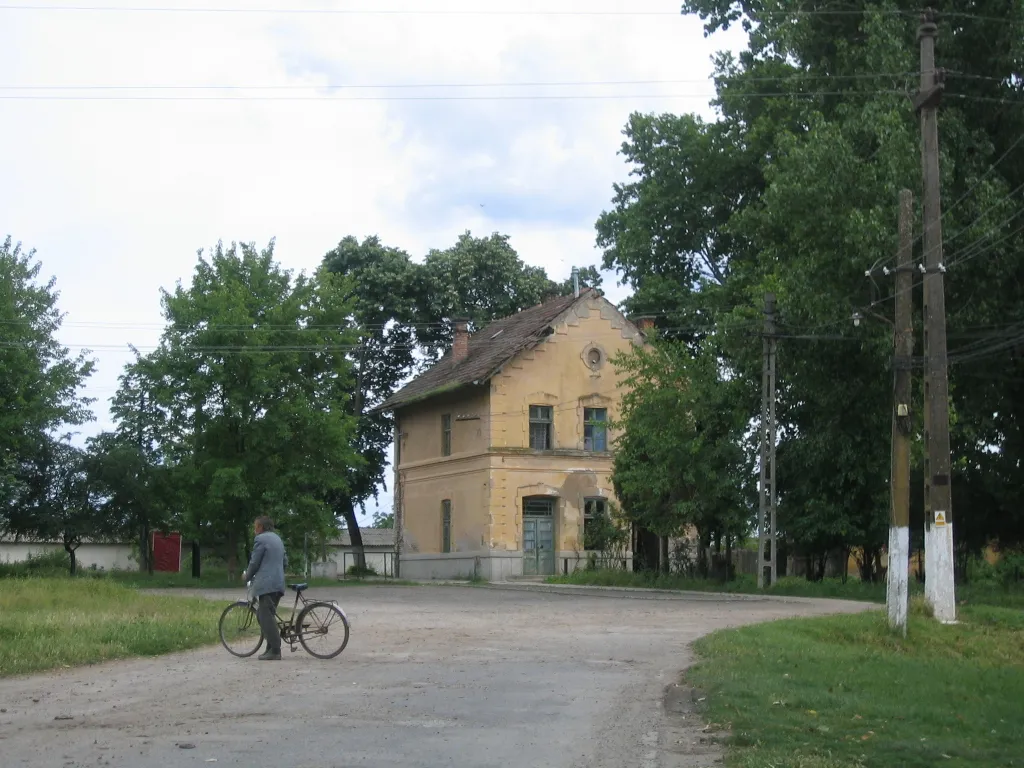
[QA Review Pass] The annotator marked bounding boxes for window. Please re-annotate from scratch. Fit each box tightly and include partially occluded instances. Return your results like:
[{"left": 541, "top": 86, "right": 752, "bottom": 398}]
[
  {"left": 529, "top": 405, "right": 553, "bottom": 450},
  {"left": 441, "top": 413, "right": 452, "bottom": 456},
  {"left": 584, "top": 408, "right": 608, "bottom": 451},
  {"left": 441, "top": 499, "right": 452, "bottom": 553},
  {"left": 583, "top": 498, "right": 608, "bottom": 551}
]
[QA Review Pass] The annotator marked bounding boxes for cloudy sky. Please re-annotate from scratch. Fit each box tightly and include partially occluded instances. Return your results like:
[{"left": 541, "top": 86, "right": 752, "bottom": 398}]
[{"left": 2, "top": 0, "right": 745, "bottom": 524}]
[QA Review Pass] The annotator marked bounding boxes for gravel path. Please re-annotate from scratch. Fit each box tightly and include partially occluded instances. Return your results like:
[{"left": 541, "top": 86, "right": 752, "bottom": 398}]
[{"left": 0, "top": 584, "right": 874, "bottom": 768}]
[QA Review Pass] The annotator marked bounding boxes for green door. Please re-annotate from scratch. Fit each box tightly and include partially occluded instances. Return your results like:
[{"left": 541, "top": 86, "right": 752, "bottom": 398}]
[{"left": 523, "top": 498, "right": 556, "bottom": 576}]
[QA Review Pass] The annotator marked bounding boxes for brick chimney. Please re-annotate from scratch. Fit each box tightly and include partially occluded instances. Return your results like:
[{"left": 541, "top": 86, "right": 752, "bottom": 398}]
[
  {"left": 452, "top": 318, "right": 470, "bottom": 363},
  {"left": 633, "top": 315, "right": 655, "bottom": 332}
]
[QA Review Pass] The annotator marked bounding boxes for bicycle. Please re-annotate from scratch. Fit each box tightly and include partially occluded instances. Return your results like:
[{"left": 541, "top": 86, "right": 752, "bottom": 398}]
[{"left": 218, "top": 581, "right": 351, "bottom": 659}]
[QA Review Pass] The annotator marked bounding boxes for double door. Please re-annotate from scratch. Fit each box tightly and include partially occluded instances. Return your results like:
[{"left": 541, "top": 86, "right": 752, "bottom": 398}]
[{"left": 522, "top": 498, "right": 555, "bottom": 576}]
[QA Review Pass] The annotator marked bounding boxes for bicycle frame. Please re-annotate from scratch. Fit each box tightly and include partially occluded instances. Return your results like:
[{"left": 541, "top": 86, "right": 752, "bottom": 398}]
[{"left": 245, "top": 581, "right": 343, "bottom": 652}]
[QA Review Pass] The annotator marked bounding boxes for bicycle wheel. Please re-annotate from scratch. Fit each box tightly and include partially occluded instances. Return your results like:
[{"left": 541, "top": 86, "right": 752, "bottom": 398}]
[
  {"left": 296, "top": 601, "right": 350, "bottom": 659},
  {"left": 219, "top": 601, "right": 264, "bottom": 657}
]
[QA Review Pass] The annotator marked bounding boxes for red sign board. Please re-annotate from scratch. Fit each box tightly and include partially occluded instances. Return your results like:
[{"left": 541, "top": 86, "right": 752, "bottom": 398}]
[{"left": 152, "top": 532, "right": 182, "bottom": 572}]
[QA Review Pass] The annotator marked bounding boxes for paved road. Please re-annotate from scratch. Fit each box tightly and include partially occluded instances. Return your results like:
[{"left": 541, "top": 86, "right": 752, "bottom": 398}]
[{"left": 0, "top": 585, "right": 873, "bottom": 768}]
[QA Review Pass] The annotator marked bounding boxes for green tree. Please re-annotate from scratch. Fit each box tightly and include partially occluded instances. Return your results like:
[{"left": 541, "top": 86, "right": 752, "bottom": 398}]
[
  {"left": 9, "top": 436, "right": 98, "bottom": 575},
  {"left": 612, "top": 338, "right": 751, "bottom": 577},
  {"left": 599, "top": 1, "right": 1024, "bottom": 577},
  {"left": 321, "top": 235, "right": 420, "bottom": 567},
  {"left": 84, "top": 430, "right": 174, "bottom": 575},
  {"left": 115, "top": 240, "right": 362, "bottom": 575},
  {"left": 0, "top": 236, "right": 94, "bottom": 525},
  {"left": 415, "top": 231, "right": 562, "bottom": 358}
]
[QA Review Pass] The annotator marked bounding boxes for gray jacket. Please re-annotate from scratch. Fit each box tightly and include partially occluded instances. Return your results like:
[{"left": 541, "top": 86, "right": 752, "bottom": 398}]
[{"left": 243, "top": 531, "right": 287, "bottom": 597}]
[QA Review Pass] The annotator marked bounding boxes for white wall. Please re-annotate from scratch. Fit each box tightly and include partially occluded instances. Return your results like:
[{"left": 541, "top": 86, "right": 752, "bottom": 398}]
[
  {"left": 325, "top": 549, "right": 394, "bottom": 577},
  {"left": 0, "top": 542, "right": 139, "bottom": 571}
]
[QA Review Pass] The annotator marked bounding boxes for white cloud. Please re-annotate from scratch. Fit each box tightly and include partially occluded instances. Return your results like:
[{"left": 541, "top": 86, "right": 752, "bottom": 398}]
[{"left": 1, "top": 0, "right": 745, "bottom": 524}]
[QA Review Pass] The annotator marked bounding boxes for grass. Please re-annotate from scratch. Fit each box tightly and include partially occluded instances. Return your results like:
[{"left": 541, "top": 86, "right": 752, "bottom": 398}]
[
  {"left": 1, "top": 550, "right": 417, "bottom": 589},
  {"left": 686, "top": 604, "right": 1024, "bottom": 767},
  {"left": 0, "top": 578, "right": 227, "bottom": 678},
  {"left": 547, "top": 568, "right": 1024, "bottom": 609}
]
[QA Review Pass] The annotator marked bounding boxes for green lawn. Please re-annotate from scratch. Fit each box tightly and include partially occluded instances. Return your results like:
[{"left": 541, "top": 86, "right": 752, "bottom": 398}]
[
  {"left": 0, "top": 551, "right": 416, "bottom": 589},
  {"left": 105, "top": 568, "right": 361, "bottom": 590},
  {"left": 686, "top": 604, "right": 1024, "bottom": 768},
  {"left": 547, "top": 569, "right": 1024, "bottom": 609},
  {"left": 0, "top": 578, "right": 227, "bottom": 677}
]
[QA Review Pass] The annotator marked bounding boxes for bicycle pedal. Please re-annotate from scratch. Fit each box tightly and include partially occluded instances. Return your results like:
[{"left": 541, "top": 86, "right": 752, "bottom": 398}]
[{"left": 290, "top": 645, "right": 298, "bottom": 653}]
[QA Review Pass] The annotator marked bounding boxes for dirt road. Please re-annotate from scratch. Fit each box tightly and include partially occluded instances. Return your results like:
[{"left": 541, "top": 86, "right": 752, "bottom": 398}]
[{"left": 0, "top": 585, "right": 873, "bottom": 768}]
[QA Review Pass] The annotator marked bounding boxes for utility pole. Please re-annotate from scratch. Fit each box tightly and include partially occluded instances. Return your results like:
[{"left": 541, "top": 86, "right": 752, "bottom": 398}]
[
  {"left": 757, "top": 292, "right": 778, "bottom": 588},
  {"left": 887, "top": 189, "right": 914, "bottom": 635},
  {"left": 137, "top": 391, "right": 153, "bottom": 576},
  {"left": 915, "top": 8, "right": 956, "bottom": 622},
  {"left": 393, "top": 419, "right": 403, "bottom": 579}
]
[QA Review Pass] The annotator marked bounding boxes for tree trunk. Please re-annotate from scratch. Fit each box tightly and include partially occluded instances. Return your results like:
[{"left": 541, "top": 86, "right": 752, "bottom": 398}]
[
  {"left": 227, "top": 530, "right": 238, "bottom": 580},
  {"left": 139, "top": 524, "right": 150, "bottom": 574},
  {"left": 339, "top": 496, "right": 367, "bottom": 571},
  {"left": 65, "top": 541, "right": 79, "bottom": 576},
  {"left": 725, "top": 535, "right": 734, "bottom": 582},
  {"left": 191, "top": 541, "right": 201, "bottom": 579}
]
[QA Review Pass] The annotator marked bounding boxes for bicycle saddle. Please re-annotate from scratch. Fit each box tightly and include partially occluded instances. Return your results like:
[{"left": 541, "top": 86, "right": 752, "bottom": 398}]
[{"left": 288, "top": 582, "right": 308, "bottom": 593}]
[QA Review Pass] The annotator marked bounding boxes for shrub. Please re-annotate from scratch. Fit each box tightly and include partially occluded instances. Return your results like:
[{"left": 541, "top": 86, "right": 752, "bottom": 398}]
[
  {"left": 0, "top": 550, "right": 72, "bottom": 578},
  {"left": 346, "top": 563, "right": 378, "bottom": 577}
]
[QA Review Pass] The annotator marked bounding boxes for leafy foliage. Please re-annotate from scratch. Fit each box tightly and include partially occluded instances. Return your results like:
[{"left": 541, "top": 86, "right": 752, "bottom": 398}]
[
  {"left": 0, "top": 237, "right": 94, "bottom": 527},
  {"left": 112, "top": 241, "right": 361, "bottom": 573},
  {"left": 612, "top": 338, "right": 751, "bottom": 553},
  {"left": 321, "top": 235, "right": 420, "bottom": 561},
  {"left": 599, "top": 1, "right": 1024, "bottom": 576},
  {"left": 414, "top": 231, "right": 565, "bottom": 359},
  {"left": 5, "top": 437, "right": 99, "bottom": 575}
]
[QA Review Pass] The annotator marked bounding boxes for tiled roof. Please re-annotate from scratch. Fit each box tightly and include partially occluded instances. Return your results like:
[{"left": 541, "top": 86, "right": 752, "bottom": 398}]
[
  {"left": 329, "top": 528, "right": 395, "bottom": 548},
  {"left": 377, "top": 289, "right": 596, "bottom": 411}
]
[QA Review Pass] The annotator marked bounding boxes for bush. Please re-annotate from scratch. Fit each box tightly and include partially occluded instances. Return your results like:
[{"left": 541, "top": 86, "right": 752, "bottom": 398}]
[
  {"left": 0, "top": 550, "right": 72, "bottom": 578},
  {"left": 965, "top": 550, "right": 1024, "bottom": 587},
  {"left": 994, "top": 550, "right": 1024, "bottom": 585},
  {"left": 346, "top": 563, "right": 378, "bottom": 577}
]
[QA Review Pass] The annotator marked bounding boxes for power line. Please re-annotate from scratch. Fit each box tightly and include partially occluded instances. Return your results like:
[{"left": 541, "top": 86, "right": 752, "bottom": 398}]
[
  {"left": 0, "top": 4, "right": 706, "bottom": 14},
  {"left": 2, "top": 5, "right": 1015, "bottom": 23},
  {"left": 0, "top": 73, "right": 919, "bottom": 91},
  {"left": 0, "top": 89, "right": 915, "bottom": 102},
  {"left": 0, "top": 4, "right": 910, "bottom": 16}
]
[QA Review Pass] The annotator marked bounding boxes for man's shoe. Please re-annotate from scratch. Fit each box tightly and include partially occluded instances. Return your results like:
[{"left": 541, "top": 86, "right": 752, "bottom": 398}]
[{"left": 258, "top": 649, "right": 282, "bottom": 660}]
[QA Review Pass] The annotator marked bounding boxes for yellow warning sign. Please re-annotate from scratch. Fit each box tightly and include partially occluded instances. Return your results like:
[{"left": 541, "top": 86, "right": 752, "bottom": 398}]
[{"left": 934, "top": 510, "right": 947, "bottom": 527}]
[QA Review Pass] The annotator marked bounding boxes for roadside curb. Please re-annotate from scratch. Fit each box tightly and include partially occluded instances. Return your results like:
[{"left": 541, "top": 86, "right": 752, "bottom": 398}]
[{"left": 414, "top": 580, "right": 843, "bottom": 604}]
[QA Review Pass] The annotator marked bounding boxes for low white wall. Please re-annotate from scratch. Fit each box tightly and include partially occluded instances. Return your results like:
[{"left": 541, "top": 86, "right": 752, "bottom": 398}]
[
  {"left": 323, "top": 549, "right": 394, "bottom": 577},
  {"left": 556, "top": 551, "right": 634, "bottom": 575},
  {"left": 399, "top": 551, "right": 523, "bottom": 581},
  {"left": 0, "top": 542, "right": 138, "bottom": 572}
]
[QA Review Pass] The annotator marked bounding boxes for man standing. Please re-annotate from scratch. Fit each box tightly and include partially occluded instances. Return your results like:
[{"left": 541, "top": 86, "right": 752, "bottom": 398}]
[{"left": 242, "top": 516, "right": 288, "bottom": 661}]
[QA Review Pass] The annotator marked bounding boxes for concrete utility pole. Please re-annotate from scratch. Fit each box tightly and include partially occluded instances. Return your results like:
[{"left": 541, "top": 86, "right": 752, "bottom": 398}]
[
  {"left": 757, "top": 292, "right": 778, "bottom": 588},
  {"left": 915, "top": 8, "right": 956, "bottom": 622},
  {"left": 393, "top": 420, "right": 403, "bottom": 579},
  {"left": 887, "top": 189, "right": 914, "bottom": 635},
  {"left": 137, "top": 390, "right": 152, "bottom": 576}
]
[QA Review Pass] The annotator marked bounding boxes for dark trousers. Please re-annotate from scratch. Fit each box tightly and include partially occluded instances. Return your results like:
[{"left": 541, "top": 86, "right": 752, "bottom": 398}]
[{"left": 257, "top": 592, "right": 283, "bottom": 653}]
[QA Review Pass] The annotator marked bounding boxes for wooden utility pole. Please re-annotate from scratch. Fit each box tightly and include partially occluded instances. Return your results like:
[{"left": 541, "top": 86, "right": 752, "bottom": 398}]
[
  {"left": 757, "top": 293, "right": 778, "bottom": 588},
  {"left": 887, "top": 189, "right": 914, "bottom": 635},
  {"left": 915, "top": 8, "right": 956, "bottom": 622}
]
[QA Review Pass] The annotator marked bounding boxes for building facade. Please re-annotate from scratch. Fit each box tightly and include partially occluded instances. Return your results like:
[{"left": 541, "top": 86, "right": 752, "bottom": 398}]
[{"left": 377, "top": 289, "right": 646, "bottom": 581}]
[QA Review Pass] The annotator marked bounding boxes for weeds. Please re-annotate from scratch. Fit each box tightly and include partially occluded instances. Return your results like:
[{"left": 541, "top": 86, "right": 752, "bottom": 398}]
[
  {"left": 687, "top": 606, "right": 1024, "bottom": 767},
  {"left": 0, "top": 578, "right": 225, "bottom": 677}
]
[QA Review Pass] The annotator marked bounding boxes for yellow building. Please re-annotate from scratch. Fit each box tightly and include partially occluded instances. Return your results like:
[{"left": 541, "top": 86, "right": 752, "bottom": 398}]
[{"left": 376, "top": 288, "right": 647, "bottom": 580}]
